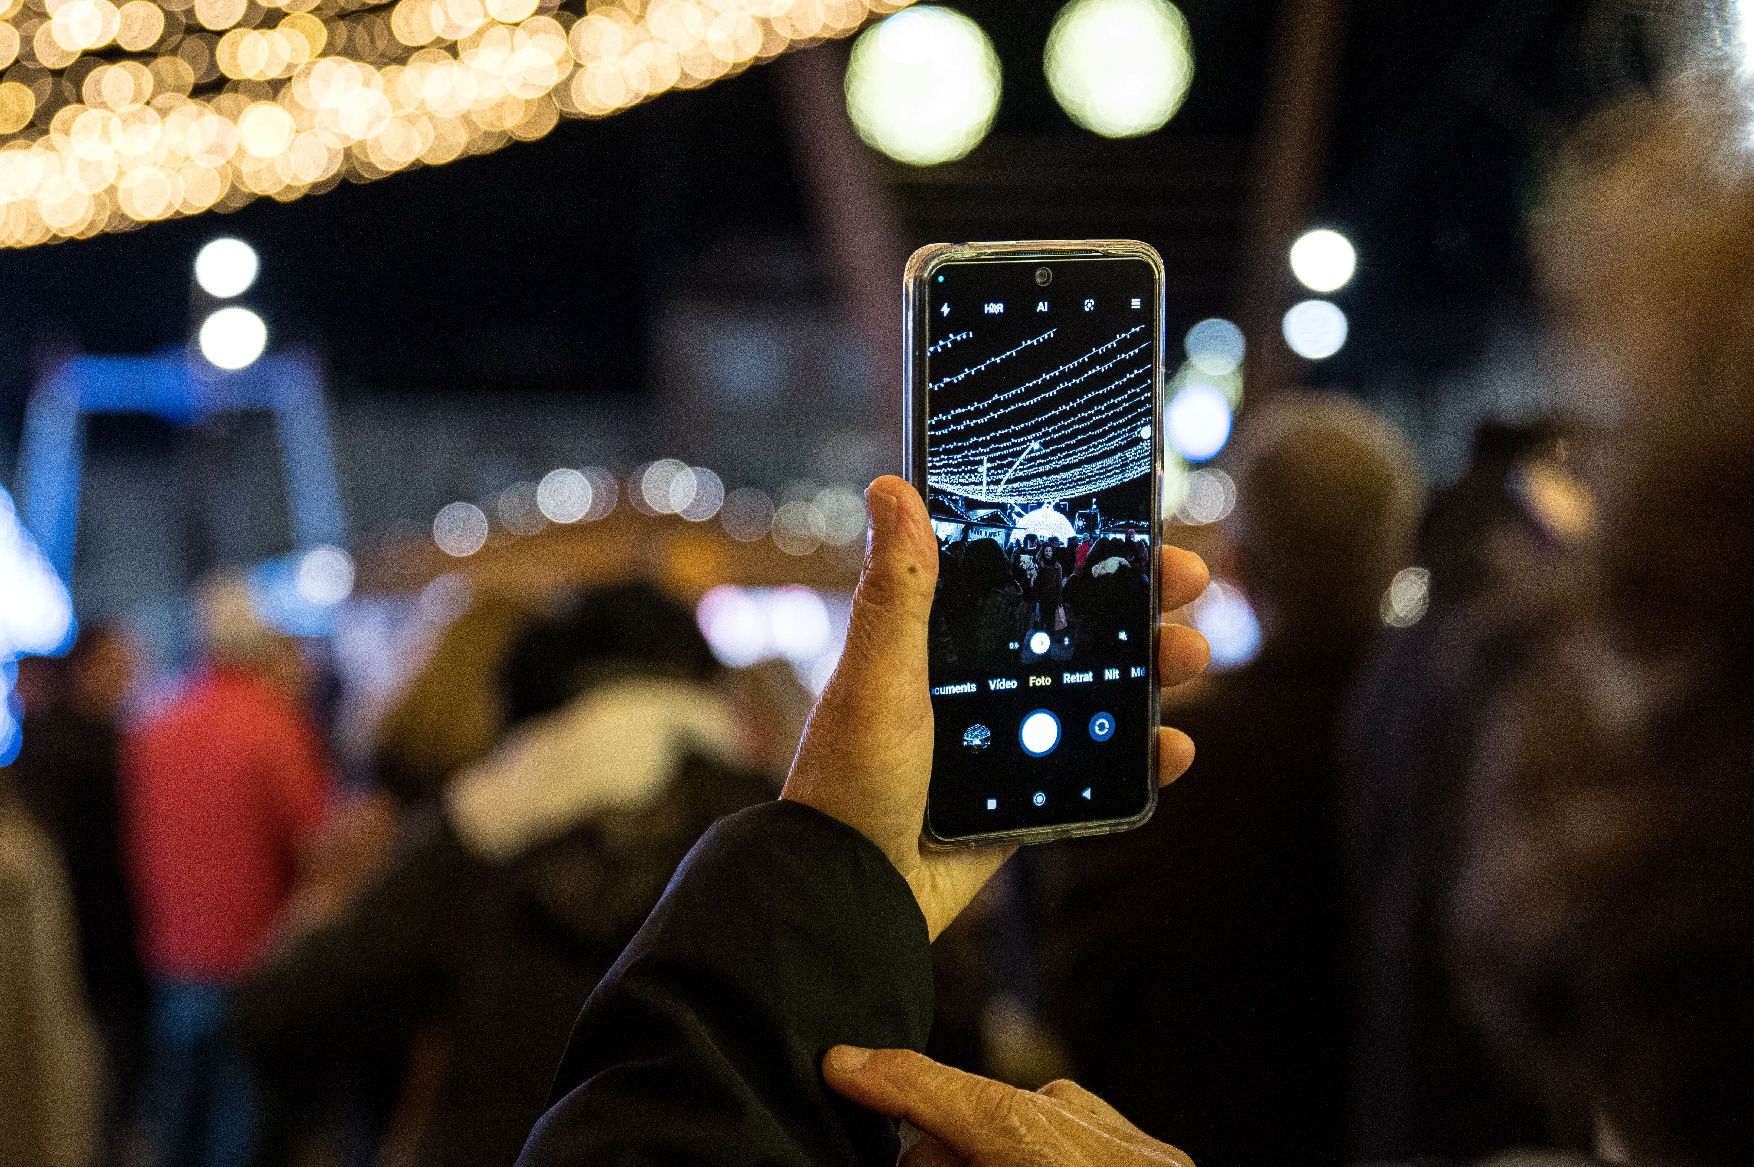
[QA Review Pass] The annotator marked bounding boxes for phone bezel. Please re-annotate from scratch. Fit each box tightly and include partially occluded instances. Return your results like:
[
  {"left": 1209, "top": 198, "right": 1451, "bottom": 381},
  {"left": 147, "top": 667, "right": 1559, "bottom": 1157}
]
[{"left": 903, "top": 240, "right": 1167, "bottom": 848}]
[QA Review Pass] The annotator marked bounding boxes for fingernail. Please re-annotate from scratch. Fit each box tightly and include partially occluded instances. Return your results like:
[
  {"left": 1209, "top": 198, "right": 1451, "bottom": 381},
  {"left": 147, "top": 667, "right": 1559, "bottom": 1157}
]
[
  {"left": 864, "top": 482, "right": 893, "bottom": 531},
  {"left": 825, "top": 1045, "right": 872, "bottom": 1074}
]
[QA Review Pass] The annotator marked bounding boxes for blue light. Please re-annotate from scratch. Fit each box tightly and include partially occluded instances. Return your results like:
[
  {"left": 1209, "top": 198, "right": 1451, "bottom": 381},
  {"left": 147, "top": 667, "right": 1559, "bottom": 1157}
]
[
  {"left": 1184, "top": 317, "right": 1245, "bottom": 376},
  {"left": 1167, "top": 382, "right": 1233, "bottom": 462},
  {"left": 0, "top": 664, "right": 20, "bottom": 768}
]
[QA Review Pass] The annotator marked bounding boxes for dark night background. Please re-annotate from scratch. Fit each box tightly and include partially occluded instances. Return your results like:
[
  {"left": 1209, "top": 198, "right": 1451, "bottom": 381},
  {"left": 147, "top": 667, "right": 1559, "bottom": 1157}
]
[{"left": 0, "top": 0, "right": 1707, "bottom": 611}]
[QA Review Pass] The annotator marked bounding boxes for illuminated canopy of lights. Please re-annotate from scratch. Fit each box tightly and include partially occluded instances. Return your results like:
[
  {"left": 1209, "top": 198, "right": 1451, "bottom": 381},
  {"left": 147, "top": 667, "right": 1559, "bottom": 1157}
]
[
  {"left": 0, "top": 0, "right": 912, "bottom": 247},
  {"left": 1044, "top": 0, "right": 1191, "bottom": 139},
  {"left": 928, "top": 324, "right": 1154, "bottom": 504},
  {"left": 843, "top": 3, "right": 998, "bottom": 166}
]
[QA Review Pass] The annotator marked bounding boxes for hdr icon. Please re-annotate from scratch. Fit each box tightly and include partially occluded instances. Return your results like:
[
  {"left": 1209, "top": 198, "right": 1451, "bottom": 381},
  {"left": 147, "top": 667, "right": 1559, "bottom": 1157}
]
[{"left": 983, "top": 302, "right": 1005, "bottom": 315}]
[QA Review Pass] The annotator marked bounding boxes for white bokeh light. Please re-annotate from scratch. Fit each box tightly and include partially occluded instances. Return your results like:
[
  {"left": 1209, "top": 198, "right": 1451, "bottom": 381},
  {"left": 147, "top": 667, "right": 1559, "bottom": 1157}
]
[
  {"left": 1289, "top": 228, "right": 1357, "bottom": 294},
  {"left": 1381, "top": 565, "right": 1431, "bottom": 628},
  {"left": 813, "top": 487, "right": 867, "bottom": 546},
  {"left": 1177, "top": 467, "right": 1236, "bottom": 526},
  {"left": 721, "top": 488, "right": 776, "bottom": 543},
  {"left": 536, "top": 468, "right": 593, "bottom": 524},
  {"left": 433, "top": 501, "right": 489, "bottom": 557},
  {"left": 697, "top": 585, "right": 767, "bottom": 669},
  {"left": 1185, "top": 317, "right": 1245, "bottom": 376},
  {"left": 1167, "top": 382, "right": 1233, "bottom": 462},
  {"left": 0, "top": 489, "right": 74, "bottom": 658},
  {"left": 294, "top": 544, "right": 354, "bottom": 606},
  {"left": 679, "top": 468, "right": 726, "bottom": 522},
  {"left": 194, "top": 237, "right": 259, "bottom": 298},
  {"left": 1044, "top": 0, "right": 1194, "bottom": 138},
  {"left": 1190, "top": 579, "right": 1261, "bottom": 670},
  {"left": 1282, "top": 299, "right": 1349, "bottom": 360},
  {"left": 197, "top": 306, "right": 268, "bottom": 370},
  {"left": 845, "top": 5, "right": 1001, "bottom": 166},
  {"left": 767, "top": 586, "right": 832, "bottom": 663}
]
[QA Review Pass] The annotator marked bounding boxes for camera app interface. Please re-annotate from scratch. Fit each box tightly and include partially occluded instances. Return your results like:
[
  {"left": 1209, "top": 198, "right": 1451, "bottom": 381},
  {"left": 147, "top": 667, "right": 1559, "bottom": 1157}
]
[{"left": 924, "top": 257, "right": 1158, "bottom": 839}]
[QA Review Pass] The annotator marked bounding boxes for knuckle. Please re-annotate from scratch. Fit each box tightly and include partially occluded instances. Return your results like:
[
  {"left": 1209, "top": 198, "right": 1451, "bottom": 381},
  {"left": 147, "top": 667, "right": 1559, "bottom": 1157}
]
[{"left": 968, "top": 1077, "right": 1025, "bottom": 1135}]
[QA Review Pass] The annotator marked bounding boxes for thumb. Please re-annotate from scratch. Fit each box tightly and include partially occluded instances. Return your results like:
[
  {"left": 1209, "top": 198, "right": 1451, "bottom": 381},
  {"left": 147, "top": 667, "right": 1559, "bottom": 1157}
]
[{"left": 837, "top": 476, "right": 938, "bottom": 680}]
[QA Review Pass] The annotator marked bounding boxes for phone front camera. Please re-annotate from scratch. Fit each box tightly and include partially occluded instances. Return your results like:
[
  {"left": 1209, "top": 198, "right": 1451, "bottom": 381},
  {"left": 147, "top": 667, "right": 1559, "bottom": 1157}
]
[{"left": 1035, "top": 266, "right": 1052, "bottom": 286}]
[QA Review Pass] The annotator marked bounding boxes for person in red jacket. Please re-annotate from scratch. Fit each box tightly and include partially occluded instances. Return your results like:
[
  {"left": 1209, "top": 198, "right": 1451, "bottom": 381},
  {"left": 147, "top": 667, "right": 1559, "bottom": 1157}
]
[{"left": 123, "top": 574, "right": 329, "bottom": 1167}]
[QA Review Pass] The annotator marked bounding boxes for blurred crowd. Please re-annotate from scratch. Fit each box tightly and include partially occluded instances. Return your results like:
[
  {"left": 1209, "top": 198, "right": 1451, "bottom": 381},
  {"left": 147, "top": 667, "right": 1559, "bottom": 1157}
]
[
  {"left": 930, "top": 531, "right": 1151, "bottom": 673},
  {"left": 5, "top": 76, "right": 1754, "bottom": 1167}
]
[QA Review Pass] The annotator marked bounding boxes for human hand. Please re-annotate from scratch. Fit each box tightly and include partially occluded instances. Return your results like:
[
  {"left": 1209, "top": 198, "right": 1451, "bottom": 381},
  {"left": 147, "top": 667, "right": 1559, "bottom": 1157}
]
[
  {"left": 781, "top": 475, "right": 1209, "bottom": 939},
  {"left": 822, "top": 1046, "right": 1193, "bottom": 1166}
]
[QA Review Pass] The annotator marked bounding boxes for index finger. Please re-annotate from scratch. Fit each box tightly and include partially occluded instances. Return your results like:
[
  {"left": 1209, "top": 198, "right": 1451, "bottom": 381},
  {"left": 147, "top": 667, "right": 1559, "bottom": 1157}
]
[
  {"left": 1159, "top": 545, "right": 1209, "bottom": 612},
  {"left": 823, "top": 1047, "right": 1037, "bottom": 1161}
]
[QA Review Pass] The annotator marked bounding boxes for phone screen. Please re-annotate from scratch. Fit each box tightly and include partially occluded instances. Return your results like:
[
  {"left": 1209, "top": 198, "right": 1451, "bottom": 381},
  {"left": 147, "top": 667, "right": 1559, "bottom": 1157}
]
[{"left": 920, "top": 255, "right": 1160, "bottom": 841}]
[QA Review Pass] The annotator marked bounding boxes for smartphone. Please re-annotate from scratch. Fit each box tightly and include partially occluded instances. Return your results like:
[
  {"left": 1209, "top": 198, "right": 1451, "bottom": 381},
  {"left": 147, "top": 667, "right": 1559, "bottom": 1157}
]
[{"left": 903, "top": 240, "right": 1165, "bottom": 846}]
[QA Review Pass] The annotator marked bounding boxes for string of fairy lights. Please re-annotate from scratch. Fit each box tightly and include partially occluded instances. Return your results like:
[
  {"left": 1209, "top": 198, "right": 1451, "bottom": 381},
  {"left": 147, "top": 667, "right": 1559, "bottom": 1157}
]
[{"left": 0, "top": 0, "right": 911, "bottom": 247}]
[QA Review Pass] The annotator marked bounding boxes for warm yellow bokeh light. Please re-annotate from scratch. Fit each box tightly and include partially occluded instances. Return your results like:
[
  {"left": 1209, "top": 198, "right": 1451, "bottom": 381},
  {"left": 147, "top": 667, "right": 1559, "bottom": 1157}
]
[
  {"left": 0, "top": 81, "right": 34, "bottom": 133},
  {"left": 1045, "top": 0, "right": 1193, "bottom": 139},
  {"left": 844, "top": 5, "right": 999, "bottom": 166},
  {"left": 0, "top": 0, "right": 915, "bottom": 248}
]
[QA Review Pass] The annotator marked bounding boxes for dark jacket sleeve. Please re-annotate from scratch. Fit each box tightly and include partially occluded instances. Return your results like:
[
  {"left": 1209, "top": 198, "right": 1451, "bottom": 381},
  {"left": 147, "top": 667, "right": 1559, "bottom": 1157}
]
[
  {"left": 517, "top": 800, "right": 934, "bottom": 1167},
  {"left": 233, "top": 817, "right": 458, "bottom": 1083}
]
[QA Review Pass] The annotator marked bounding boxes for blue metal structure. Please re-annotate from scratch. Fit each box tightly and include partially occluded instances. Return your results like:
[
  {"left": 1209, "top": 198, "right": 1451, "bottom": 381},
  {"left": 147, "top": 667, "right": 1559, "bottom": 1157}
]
[{"left": 15, "top": 347, "right": 345, "bottom": 583}]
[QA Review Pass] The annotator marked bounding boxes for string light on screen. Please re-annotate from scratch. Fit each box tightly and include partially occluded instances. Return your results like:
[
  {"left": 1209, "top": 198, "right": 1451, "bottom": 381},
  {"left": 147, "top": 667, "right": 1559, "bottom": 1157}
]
[
  {"left": 844, "top": 3, "right": 1000, "bottom": 166},
  {"left": 0, "top": 0, "right": 914, "bottom": 247},
  {"left": 1044, "top": 0, "right": 1192, "bottom": 139}
]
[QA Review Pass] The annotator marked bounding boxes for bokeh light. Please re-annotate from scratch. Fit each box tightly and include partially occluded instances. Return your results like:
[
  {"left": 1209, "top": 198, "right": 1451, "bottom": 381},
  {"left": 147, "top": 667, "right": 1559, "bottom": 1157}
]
[
  {"left": 433, "top": 500, "right": 489, "bottom": 557},
  {"left": 767, "top": 585, "right": 832, "bottom": 662},
  {"left": 194, "top": 236, "right": 258, "bottom": 297},
  {"left": 1189, "top": 579, "right": 1260, "bottom": 670},
  {"left": 0, "top": 0, "right": 911, "bottom": 248},
  {"left": 679, "top": 467, "right": 726, "bottom": 522},
  {"left": 1184, "top": 316, "right": 1244, "bottom": 377},
  {"left": 1166, "top": 381, "right": 1232, "bottom": 462},
  {"left": 771, "top": 499, "right": 824, "bottom": 556},
  {"left": 579, "top": 467, "right": 618, "bottom": 521},
  {"left": 196, "top": 305, "right": 267, "bottom": 370},
  {"left": 293, "top": 543, "right": 354, "bottom": 605},
  {"left": 1381, "top": 565, "right": 1430, "bottom": 628},
  {"left": 813, "top": 486, "right": 866, "bottom": 546},
  {"left": 697, "top": 584, "right": 766, "bottom": 668},
  {"left": 1044, "top": 0, "right": 1192, "bottom": 138},
  {"left": 720, "top": 486, "right": 775, "bottom": 542},
  {"left": 844, "top": 5, "right": 1000, "bottom": 166},
  {"left": 1282, "top": 299, "right": 1348, "bottom": 360},
  {"left": 1176, "top": 467, "right": 1235, "bottom": 526},
  {"left": 496, "top": 480, "right": 545, "bottom": 535},
  {"left": 0, "top": 486, "right": 74, "bottom": 658},
  {"left": 536, "top": 467, "right": 592, "bottom": 524},
  {"left": 1289, "top": 228, "right": 1356, "bottom": 294}
]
